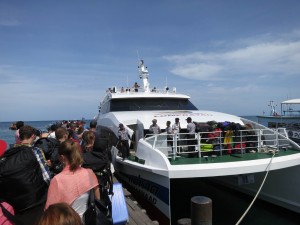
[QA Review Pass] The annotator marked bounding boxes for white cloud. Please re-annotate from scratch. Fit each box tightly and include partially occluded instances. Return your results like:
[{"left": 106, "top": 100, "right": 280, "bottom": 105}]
[{"left": 163, "top": 37, "right": 300, "bottom": 81}]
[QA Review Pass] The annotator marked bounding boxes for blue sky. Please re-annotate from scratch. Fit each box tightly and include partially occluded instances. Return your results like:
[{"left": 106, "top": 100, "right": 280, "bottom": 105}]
[{"left": 1, "top": 0, "right": 300, "bottom": 122}]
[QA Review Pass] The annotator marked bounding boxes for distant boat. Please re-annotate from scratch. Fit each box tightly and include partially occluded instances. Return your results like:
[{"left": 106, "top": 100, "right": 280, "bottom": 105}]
[
  {"left": 95, "top": 60, "right": 300, "bottom": 224},
  {"left": 257, "top": 100, "right": 300, "bottom": 144}
]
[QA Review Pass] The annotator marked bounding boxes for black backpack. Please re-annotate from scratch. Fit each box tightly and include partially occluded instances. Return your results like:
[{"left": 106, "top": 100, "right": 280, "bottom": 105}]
[
  {"left": 34, "top": 137, "right": 63, "bottom": 174},
  {"left": 0, "top": 146, "right": 48, "bottom": 213},
  {"left": 82, "top": 151, "right": 113, "bottom": 220}
]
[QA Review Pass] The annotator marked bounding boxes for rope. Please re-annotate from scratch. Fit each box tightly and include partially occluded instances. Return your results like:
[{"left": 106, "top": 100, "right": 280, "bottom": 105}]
[{"left": 235, "top": 151, "right": 276, "bottom": 225}]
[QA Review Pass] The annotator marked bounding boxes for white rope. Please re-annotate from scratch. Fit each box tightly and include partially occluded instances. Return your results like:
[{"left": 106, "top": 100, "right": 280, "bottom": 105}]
[{"left": 235, "top": 151, "right": 276, "bottom": 225}]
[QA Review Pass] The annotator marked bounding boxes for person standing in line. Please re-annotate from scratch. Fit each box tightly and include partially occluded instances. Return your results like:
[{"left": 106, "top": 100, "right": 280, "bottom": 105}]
[
  {"left": 48, "top": 124, "right": 58, "bottom": 139},
  {"left": 14, "top": 121, "right": 24, "bottom": 144},
  {"left": 82, "top": 131, "right": 95, "bottom": 153},
  {"left": 166, "top": 121, "right": 173, "bottom": 151},
  {"left": 149, "top": 119, "right": 161, "bottom": 135},
  {"left": 81, "top": 120, "right": 97, "bottom": 149},
  {"left": 45, "top": 140, "right": 100, "bottom": 219},
  {"left": 37, "top": 203, "right": 82, "bottom": 225},
  {"left": 186, "top": 117, "right": 196, "bottom": 154},
  {"left": 0, "top": 125, "right": 51, "bottom": 225},
  {"left": 118, "top": 124, "right": 130, "bottom": 160}
]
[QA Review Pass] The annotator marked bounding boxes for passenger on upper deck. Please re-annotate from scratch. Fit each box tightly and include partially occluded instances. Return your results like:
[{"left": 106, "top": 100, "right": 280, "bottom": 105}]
[
  {"left": 149, "top": 119, "right": 161, "bottom": 134},
  {"left": 133, "top": 82, "right": 140, "bottom": 92},
  {"left": 166, "top": 121, "right": 173, "bottom": 150},
  {"left": 172, "top": 118, "right": 182, "bottom": 150},
  {"left": 186, "top": 117, "right": 196, "bottom": 155}
]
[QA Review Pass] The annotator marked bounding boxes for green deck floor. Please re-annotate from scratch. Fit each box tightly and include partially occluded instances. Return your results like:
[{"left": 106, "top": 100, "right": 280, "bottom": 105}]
[{"left": 168, "top": 149, "right": 300, "bottom": 165}]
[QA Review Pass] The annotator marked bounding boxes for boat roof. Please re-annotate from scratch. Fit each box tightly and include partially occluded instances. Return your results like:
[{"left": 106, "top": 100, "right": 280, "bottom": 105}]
[
  {"left": 282, "top": 99, "right": 300, "bottom": 104},
  {"left": 107, "top": 91, "right": 190, "bottom": 100}
]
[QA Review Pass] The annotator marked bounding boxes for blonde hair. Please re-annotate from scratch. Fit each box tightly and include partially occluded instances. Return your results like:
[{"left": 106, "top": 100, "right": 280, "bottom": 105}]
[
  {"left": 37, "top": 202, "right": 82, "bottom": 225},
  {"left": 59, "top": 140, "right": 83, "bottom": 171}
]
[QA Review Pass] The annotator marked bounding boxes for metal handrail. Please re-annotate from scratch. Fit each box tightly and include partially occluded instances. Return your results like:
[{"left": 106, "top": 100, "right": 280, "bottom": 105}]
[{"left": 143, "top": 128, "right": 299, "bottom": 158}]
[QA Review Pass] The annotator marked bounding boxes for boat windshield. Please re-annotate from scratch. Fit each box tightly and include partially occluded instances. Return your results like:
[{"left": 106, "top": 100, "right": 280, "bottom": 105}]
[{"left": 110, "top": 98, "right": 198, "bottom": 112}]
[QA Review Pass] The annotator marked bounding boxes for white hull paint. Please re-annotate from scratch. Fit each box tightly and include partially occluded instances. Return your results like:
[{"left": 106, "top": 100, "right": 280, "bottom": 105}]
[{"left": 211, "top": 164, "right": 300, "bottom": 214}]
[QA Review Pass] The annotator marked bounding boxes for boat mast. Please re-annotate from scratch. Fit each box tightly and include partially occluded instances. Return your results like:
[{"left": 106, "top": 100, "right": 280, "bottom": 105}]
[
  {"left": 268, "top": 100, "right": 278, "bottom": 116},
  {"left": 138, "top": 60, "right": 150, "bottom": 93}
]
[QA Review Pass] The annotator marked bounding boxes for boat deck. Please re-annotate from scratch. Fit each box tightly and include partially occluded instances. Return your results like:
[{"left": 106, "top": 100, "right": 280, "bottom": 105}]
[{"left": 167, "top": 149, "right": 299, "bottom": 165}]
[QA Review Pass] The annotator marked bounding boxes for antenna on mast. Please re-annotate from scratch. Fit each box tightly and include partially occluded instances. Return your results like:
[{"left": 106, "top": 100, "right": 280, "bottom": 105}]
[{"left": 137, "top": 50, "right": 140, "bottom": 64}]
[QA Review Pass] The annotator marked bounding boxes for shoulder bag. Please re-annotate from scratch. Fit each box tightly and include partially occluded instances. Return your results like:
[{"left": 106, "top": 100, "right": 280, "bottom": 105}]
[{"left": 83, "top": 189, "right": 112, "bottom": 225}]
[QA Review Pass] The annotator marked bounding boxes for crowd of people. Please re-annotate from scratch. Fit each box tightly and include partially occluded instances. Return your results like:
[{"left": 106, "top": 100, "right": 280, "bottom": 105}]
[
  {"left": 148, "top": 117, "right": 256, "bottom": 157},
  {"left": 0, "top": 119, "right": 109, "bottom": 225}
]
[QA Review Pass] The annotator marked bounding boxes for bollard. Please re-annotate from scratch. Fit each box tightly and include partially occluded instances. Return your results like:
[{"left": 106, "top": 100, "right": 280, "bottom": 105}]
[
  {"left": 191, "top": 196, "right": 212, "bottom": 225},
  {"left": 177, "top": 218, "right": 191, "bottom": 225}
]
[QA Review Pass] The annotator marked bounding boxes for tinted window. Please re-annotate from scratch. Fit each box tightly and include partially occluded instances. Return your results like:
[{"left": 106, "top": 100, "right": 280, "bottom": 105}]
[{"left": 110, "top": 98, "right": 198, "bottom": 112}]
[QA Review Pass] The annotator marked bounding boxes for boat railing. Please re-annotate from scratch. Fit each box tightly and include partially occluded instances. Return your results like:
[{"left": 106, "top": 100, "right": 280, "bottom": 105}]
[{"left": 144, "top": 128, "right": 300, "bottom": 159}]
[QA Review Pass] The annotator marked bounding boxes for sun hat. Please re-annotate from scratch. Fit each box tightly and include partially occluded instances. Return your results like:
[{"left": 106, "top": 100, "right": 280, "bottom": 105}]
[{"left": 0, "top": 139, "right": 7, "bottom": 157}]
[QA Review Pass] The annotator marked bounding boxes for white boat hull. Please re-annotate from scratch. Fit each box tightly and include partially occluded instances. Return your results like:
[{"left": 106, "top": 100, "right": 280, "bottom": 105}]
[
  {"left": 113, "top": 150, "right": 300, "bottom": 224},
  {"left": 210, "top": 164, "right": 300, "bottom": 214}
]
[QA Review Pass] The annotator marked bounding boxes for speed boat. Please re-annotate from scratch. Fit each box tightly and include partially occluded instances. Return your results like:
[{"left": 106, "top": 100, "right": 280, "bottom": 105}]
[{"left": 95, "top": 60, "right": 300, "bottom": 224}]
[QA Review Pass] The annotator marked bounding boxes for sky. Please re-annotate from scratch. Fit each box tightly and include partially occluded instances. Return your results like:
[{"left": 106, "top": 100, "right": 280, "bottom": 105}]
[{"left": 0, "top": 0, "right": 300, "bottom": 122}]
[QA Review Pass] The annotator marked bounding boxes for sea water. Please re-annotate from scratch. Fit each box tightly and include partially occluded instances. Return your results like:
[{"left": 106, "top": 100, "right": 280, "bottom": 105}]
[{"left": 0, "top": 120, "right": 58, "bottom": 148}]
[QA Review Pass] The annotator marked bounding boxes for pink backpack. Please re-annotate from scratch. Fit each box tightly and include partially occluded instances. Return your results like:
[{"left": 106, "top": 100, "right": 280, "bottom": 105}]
[{"left": 0, "top": 202, "right": 15, "bottom": 225}]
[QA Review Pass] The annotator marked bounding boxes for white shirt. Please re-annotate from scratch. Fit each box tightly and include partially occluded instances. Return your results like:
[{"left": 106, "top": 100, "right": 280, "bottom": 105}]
[
  {"left": 187, "top": 122, "right": 196, "bottom": 134},
  {"left": 149, "top": 124, "right": 161, "bottom": 134},
  {"left": 172, "top": 123, "right": 181, "bottom": 134}
]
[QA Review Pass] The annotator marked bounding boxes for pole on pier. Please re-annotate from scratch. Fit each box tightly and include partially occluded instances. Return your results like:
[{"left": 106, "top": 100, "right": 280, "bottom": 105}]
[{"left": 191, "top": 196, "right": 212, "bottom": 225}]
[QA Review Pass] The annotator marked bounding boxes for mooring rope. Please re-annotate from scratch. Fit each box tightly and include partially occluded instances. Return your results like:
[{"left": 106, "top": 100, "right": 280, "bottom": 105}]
[{"left": 235, "top": 151, "right": 276, "bottom": 225}]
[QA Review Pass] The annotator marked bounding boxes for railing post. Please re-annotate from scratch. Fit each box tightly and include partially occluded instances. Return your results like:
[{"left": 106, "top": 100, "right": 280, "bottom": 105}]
[
  {"left": 197, "top": 133, "right": 201, "bottom": 158},
  {"left": 240, "top": 130, "right": 244, "bottom": 154},
  {"left": 258, "top": 129, "right": 262, "bottom": 152},
  {"left": 173, "top": 134, "right": 177, "bottom": 160},
  {"left": 219, "top": 131, "right": 222, "bottom": 156},
  {"left": 276, "top": 129, "right": 279, "bottom": 150},
  {"left": 153, "top": 134, "right": 157, "bottom": 148}
]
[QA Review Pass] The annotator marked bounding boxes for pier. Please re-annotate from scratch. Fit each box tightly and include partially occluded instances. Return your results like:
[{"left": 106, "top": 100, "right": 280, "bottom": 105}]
[{"left": 113, "top": 176, "right": 159, "bottom": 225}]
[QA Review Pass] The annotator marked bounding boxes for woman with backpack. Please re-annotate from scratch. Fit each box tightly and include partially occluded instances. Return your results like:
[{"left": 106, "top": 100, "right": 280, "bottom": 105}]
[{"left": 45, "top": 140, "right": 100, "bottom": 219}]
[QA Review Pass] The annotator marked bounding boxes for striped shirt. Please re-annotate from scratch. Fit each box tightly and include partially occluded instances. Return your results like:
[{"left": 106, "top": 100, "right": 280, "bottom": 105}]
[{"left": 32, "top": 146, "right": 51, "bottom": 184}]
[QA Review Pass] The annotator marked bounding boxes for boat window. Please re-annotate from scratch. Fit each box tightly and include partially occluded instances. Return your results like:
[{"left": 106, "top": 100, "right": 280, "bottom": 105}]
[
  {"left": 101, "top": 101, "right": 110, "bottom": 114},
  {"left": 110, "top": 98, "right": 198, "bottom": 112}
]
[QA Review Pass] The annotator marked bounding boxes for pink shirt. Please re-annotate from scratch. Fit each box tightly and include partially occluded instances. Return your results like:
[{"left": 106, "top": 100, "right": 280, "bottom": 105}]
[
  {"left": 45, "top": 165, "right": 98, "bottom": 209},
  {"left": 0, "top": 202, "right": 14, "bottom": 225}
]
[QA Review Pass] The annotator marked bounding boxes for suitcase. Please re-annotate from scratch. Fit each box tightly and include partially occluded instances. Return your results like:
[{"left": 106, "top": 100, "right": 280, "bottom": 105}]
[{"left": 111, "top": 183, "right": 128, "bottom": 225}]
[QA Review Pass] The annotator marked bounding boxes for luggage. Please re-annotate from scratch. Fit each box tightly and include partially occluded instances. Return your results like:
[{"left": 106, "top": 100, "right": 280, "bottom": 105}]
[{"left": 111, "top": 183, "right": 128, "bottom": 225}]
